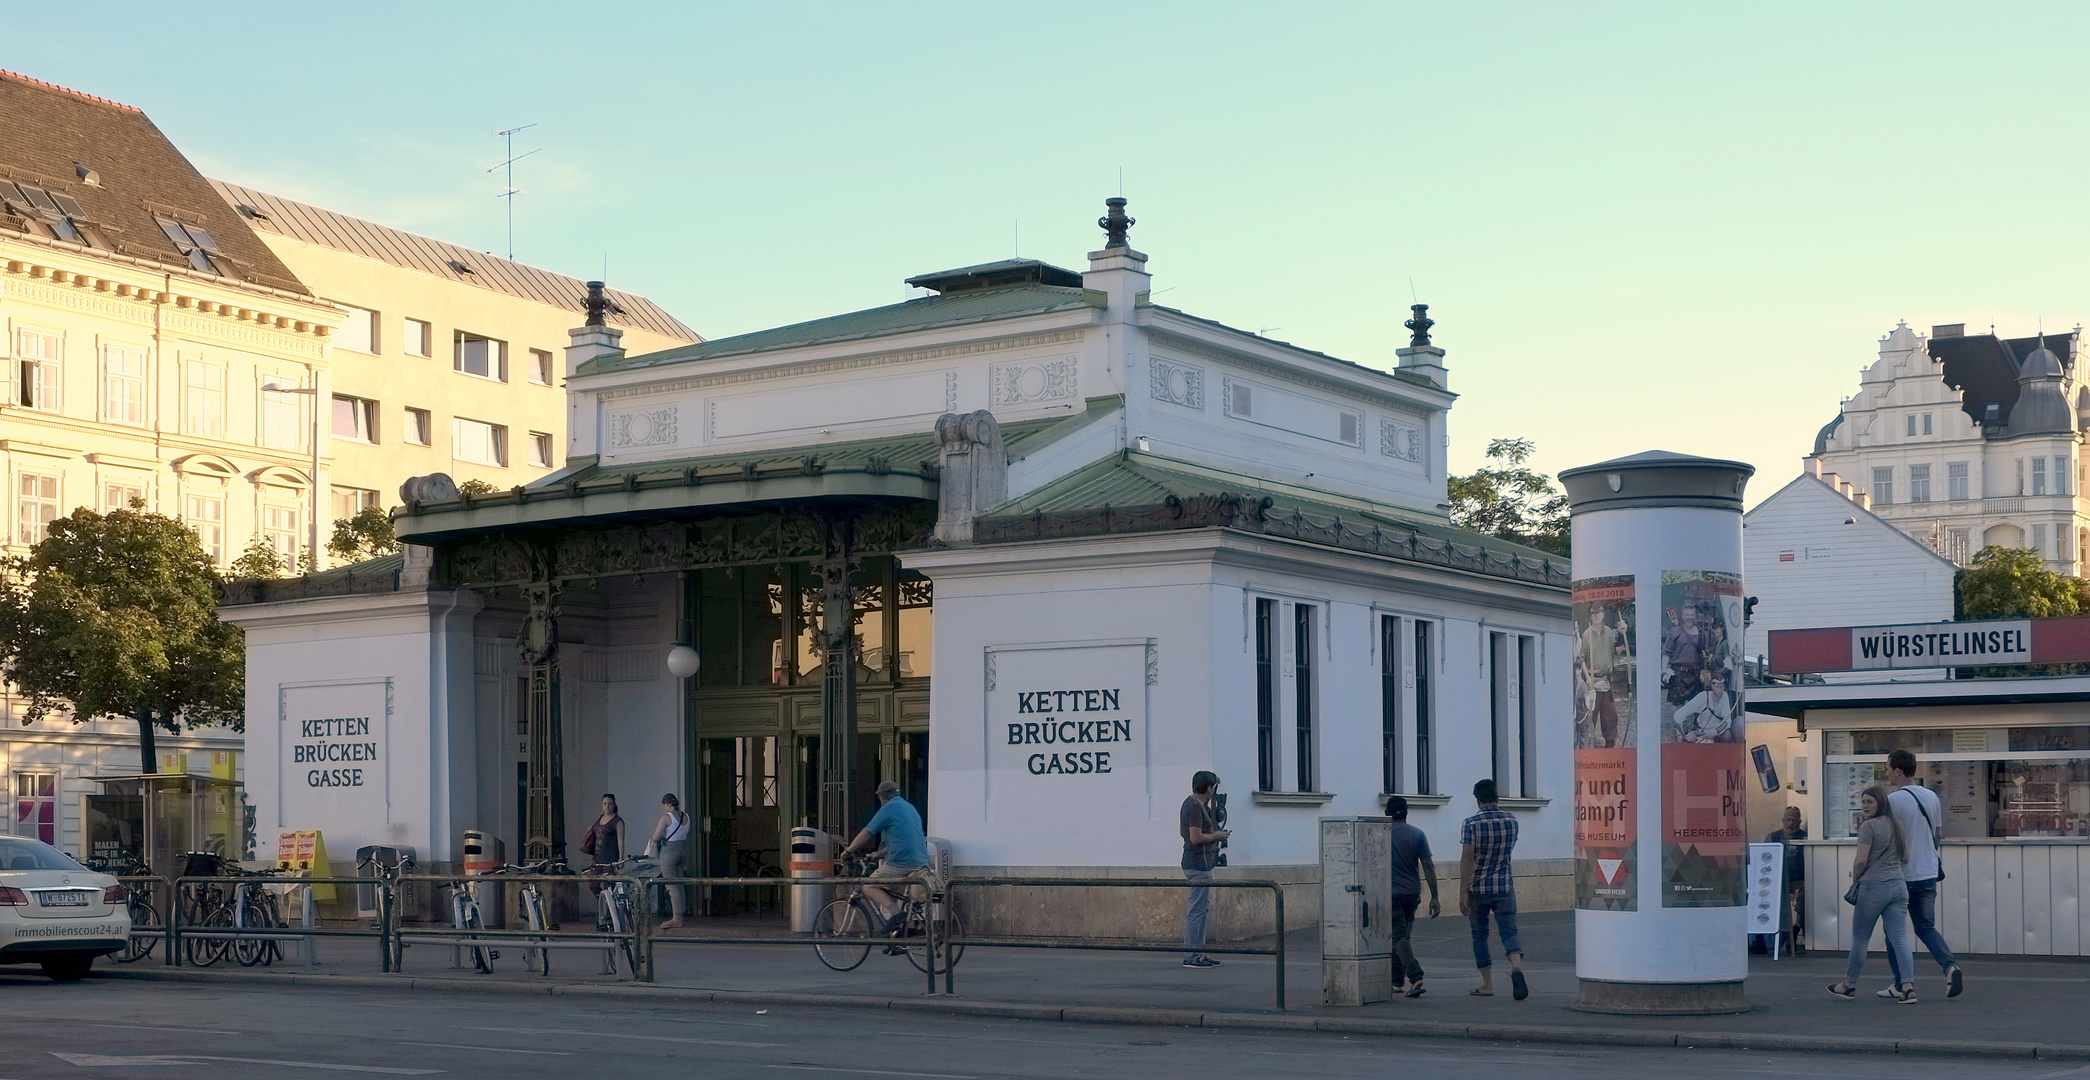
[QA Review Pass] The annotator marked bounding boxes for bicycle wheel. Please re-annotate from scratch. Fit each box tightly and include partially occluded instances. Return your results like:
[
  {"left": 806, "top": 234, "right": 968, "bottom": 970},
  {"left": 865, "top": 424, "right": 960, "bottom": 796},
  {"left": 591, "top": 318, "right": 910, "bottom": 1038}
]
[
  {"left": 812, "top": 899, "right": 872, "bottom": 972},
  {"left": 188, "top": 907, "right": 232, "bottom": 967},
  {"left": 465, "top": 906, "right": 494, "bottom": 974},
  {"left": 522, "top": 888, "right": 547, "bottom": 974},
  {"left": 119, "top": 899, "right": 161, "bottom": 963},
  {"left": 905, "top": 906, "right": 964, "bottom": 975},
  {"left": 236, "top": 892, "right": 282, "bottom": 967}
]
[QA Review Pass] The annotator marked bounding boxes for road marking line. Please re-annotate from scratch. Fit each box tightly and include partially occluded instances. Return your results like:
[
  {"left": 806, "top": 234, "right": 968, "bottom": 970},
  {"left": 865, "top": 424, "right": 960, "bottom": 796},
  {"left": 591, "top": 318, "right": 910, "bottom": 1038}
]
[
  {"left": 466, "top": 1025, "right": 777, "bottom": 1048},
  {"left": 185, "top": 1057, "right": 440, "bottom": 1075},
  {"left": 48, "top": 1053, "right": 187, "bottom": 1067},
  {"left": 84, "top": 1023, "right": 245, "bottom": 1036},
  {"left": 397, "top": 1042, "right": 571, "bottom": 1056},
  {"left": 763, "top": 1067, "right": 977, "bottom": 1079}
]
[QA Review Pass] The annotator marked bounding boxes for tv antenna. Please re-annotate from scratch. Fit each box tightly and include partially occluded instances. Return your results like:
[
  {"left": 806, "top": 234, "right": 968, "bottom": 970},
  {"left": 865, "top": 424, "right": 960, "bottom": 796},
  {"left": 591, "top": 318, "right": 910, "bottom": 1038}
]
[{"left": 487, "top": 124, "right": 541, "bottom": 260}]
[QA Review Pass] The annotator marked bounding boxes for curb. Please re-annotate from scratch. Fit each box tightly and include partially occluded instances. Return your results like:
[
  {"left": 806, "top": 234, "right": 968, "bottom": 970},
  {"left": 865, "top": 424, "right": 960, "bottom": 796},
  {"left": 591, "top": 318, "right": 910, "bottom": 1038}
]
[{"left": 91, "top": 967, "right": 2090, "bottom": 1061}]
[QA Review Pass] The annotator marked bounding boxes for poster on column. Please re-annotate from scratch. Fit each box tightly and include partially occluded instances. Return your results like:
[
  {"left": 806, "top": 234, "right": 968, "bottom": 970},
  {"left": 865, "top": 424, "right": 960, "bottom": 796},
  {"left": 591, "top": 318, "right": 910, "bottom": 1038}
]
[
  {"left": 1658, "top": 570, "right": 1746, "bottom": 907},
  {"left": 1573, "top": 576, "right": 1638, "bottom": 910}
]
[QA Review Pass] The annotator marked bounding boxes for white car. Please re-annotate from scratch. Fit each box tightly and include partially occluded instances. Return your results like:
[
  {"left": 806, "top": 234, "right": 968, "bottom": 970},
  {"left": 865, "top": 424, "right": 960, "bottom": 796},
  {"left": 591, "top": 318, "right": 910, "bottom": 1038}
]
[{"left": 0, "top": 836, "right": 129, "bottom": 981}]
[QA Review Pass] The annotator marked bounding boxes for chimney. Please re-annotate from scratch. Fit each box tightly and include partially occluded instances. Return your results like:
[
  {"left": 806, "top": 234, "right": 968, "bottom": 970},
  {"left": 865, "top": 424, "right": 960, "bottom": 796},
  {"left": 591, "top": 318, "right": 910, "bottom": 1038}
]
[
  {"left": 1396, "top": 303, "right": 1447, "bottom": 389},
  {"left": 1837, "top": 478, "right": 1854, "bottom": 499},
  {"left": 1807, "top": 457, "right": 1823, "bottom": 477},
  {"left": 565, "top": 280, "right": 624, "bottom": 377},
  {"left": 1082, "top": 197, "right": 1151, "bottom": 324},
  {"left": 1854, "top": 491, "right": 1872, "bottom": 510}
]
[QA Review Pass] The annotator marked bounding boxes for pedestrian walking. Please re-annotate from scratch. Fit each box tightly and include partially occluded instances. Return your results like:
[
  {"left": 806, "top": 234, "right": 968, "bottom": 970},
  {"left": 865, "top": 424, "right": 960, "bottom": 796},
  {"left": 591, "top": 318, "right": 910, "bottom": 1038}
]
[
  {"left": 648, "top": 793, "right": 690, "bottom": 928},
  {"left": 1887, "top": 748, "right": 1965, "bottom": 999},
  {"left": 1385, "top": 794, "right": 1440, "bottom": 997},
  {"left": 1180, "top": 770, "right": 1230, "bottom": 968},
  {"left": 1828, "top": 785, "right": 1917, "bottom": 1003},
  {"left": 1458, "top": 779, "right": 1527, "bottom": 1000}
]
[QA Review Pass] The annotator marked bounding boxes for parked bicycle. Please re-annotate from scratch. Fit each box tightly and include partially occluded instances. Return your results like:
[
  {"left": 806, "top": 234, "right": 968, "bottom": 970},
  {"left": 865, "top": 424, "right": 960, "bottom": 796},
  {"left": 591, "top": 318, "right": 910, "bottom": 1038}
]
[
  {"left": 177, "top": 851, "right": 234, "bottom": 967},
  {"left": 114, "top": 857, "right": 161, "bottom": 964},
  {"left": 221, "top": 864, "right": 286, "bottom": 967},
  {"left": 489, "top": 859, "right": 567, "bottom": 974},
  {"left": 813, "top": 853, "right": 961, "bottom": 975},
  {"left": 583, "top": 856, "right": 654, "bottom": 976},
  {"left": 442, "top": 876, "right": 500, "bottom": 974}
]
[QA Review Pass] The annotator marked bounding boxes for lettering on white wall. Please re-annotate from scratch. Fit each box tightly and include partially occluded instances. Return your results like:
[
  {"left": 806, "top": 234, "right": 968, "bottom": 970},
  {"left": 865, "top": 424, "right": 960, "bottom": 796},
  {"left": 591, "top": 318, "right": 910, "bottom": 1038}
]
[
  {"left": 984, "top": 641, "right": 1153, "bottom": 814},
  {"left": 277, "top": 678, "right": 393, "bottom": 828}
]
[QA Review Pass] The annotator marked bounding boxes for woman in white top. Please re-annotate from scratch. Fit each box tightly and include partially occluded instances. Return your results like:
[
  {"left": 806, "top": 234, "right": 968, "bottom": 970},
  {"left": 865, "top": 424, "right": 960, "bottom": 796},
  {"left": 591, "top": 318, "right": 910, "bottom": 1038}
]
[{"left": 650, "top": 793, "right": 691, "bottom": 927}]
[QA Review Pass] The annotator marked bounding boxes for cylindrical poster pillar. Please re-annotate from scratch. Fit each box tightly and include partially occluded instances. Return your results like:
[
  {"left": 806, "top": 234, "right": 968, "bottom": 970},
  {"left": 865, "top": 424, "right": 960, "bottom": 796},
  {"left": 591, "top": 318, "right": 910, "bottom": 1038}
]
[{"left": 1559, "top": 451, "right": 1754, "bottom": 1015}]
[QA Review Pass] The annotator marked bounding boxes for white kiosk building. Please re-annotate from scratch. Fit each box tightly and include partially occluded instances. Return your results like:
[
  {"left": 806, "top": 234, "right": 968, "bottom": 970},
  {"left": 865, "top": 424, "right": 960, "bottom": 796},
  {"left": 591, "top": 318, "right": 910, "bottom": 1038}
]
[{"left": 224, "top": 202, "right": 1575, "bottom": 934}]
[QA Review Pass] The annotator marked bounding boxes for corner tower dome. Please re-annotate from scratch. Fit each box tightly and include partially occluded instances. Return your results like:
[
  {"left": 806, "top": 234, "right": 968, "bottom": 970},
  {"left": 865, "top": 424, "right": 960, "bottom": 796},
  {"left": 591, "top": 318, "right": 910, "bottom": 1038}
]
[{"left": 2007, "top": 340, "right": 2075, "bottom": 437}]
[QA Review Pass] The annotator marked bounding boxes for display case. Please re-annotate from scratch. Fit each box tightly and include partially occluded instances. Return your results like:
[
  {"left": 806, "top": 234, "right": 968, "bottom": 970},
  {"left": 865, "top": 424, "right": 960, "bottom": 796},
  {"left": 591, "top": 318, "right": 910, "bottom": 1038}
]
[{"left": 82, "top": 774, "right": 246, "bottom": 874}]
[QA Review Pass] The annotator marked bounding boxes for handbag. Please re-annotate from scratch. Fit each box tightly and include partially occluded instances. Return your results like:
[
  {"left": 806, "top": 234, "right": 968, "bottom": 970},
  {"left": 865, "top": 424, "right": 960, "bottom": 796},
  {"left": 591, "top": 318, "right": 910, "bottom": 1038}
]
[{"left": 579, "top": 823, "right": 599, "bottom": 856}]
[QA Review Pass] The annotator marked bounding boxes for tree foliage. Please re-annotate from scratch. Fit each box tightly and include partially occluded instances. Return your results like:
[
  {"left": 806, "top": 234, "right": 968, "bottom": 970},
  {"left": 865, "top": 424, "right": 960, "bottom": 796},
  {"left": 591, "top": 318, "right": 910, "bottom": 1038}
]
[
  {"left": 1447, "top": 438, "right": 1571, "bottom": 556},
  {"left": 458, "top": 478, "right": 498, "bottom": 497},
  {"left": 1955, "top": 545, "right": 2083, "bottom": 620},
  {"left": 327, "top": 506, "right": 400, "bottom": 562},
  {"left": 228, "top": 536, "right": 287, "bottom": 581},
  {"left": 0, "top": 506, "right": 244, "bottom": 773}
]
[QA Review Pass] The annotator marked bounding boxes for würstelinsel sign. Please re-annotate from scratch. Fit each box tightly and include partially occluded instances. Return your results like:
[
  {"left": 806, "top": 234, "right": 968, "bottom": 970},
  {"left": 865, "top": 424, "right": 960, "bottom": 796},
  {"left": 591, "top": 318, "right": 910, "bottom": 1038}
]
[{"left": 1765, "top": 616, "right": 2090, "bottom": 673}]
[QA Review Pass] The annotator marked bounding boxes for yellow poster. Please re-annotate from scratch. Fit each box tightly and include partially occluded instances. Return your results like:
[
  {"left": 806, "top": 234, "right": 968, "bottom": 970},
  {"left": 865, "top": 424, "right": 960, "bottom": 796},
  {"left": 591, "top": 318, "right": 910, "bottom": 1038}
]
[{"left": 274, "top": 830, "right": 335, "bottom": 901}]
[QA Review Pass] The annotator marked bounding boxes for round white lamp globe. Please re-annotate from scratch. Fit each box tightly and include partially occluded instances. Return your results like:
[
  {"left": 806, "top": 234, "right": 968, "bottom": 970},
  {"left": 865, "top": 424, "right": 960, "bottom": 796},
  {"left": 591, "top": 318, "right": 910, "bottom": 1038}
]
[{"left": 665, "top": 645, "right": 701, "bottom": 679}]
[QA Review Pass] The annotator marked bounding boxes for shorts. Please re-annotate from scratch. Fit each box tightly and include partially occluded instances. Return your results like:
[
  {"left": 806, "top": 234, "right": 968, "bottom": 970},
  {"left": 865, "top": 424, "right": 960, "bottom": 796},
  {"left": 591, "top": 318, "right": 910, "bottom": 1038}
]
[{"left": 871, "top": 860, "right": 935, "bottom": 901}]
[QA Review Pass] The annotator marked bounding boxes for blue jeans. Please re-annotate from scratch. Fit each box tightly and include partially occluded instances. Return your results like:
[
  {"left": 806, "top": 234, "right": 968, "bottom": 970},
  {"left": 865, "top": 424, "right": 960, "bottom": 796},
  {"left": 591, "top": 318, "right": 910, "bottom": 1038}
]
[
  {"left": 1467, "top": 891, "right": 1520, "bottom": 970},
  {"left": 1847, "top": 879, "right": 1914, "bottom": 987},
  {"left": 1906, "top": 877, "right": 1957, "bottom": 972},
  {"left": 1183, "top": 869, "right": 1213, "bottom": 961}
]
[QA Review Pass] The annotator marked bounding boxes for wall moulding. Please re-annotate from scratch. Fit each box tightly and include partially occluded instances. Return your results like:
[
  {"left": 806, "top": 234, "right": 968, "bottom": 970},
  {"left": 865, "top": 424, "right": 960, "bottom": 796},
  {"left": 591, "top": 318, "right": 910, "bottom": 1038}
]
[
  {"left": 1148, "top": 332, "right": 1434, "bottom": 419},
  {"left": 596, "top": 330, "right": 1087, "bottom": 403}
]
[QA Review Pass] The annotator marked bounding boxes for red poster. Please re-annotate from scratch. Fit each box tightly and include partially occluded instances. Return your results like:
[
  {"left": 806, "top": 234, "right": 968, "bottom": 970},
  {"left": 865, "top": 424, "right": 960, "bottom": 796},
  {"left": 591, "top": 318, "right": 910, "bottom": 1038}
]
[
  {"left": 1575, "top": 746, "right": 1637, "bottom": 910},
  {"left": 1660, "top": 741, "right": 1747, "bottom": 906}
]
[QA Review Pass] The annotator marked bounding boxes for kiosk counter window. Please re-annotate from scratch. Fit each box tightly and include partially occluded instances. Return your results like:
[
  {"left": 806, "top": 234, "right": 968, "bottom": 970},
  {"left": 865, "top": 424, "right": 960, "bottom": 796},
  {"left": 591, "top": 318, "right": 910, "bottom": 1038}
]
[{"left": 1822, "top": 726, "right": 2090, "bottom": 840}]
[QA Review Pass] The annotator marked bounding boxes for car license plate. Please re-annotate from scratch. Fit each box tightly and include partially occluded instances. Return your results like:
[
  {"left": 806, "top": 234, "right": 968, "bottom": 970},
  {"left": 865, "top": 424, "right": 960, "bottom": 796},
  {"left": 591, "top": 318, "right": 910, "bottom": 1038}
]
[{"left": 37, "top": 891, "right": 91, "bottom": 907}]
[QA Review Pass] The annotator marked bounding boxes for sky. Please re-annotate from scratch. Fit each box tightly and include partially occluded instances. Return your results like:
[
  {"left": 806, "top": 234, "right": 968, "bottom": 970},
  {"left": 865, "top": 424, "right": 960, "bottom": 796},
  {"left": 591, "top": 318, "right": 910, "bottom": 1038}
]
[{"left": 11, "top": 2, "right": 2090, "bottom": 503}]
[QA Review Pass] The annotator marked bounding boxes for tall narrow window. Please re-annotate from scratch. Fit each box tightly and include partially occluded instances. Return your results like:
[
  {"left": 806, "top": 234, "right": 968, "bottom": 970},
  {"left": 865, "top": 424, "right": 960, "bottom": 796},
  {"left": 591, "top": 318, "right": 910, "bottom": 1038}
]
[
  {"left": 529, "top": 348, "right": 554, "bottom": 385},
  {"left": 1905, "top": 415, "right": 1917, "bottom": 437},
  {"left": 1909, "top": 464, "right": 1931, "bottom": 503},
  {"left": 402, "top": 318, "right": 432, "bottom": 357},
  {"left": 1413, "top": 619, "right": 1435, "bottom": 794},
  {"left": 2057, "top": 457, "right": 2071, "bottom": 496},
  {"left": 184, "top": 494, "right": 224, "bottom": 563},
  {"left": 184, "top": 362, "right": 224, "bottom": 438},
  {"left": 1871, "top": 467, "right": 1892, "bottom": 506},
  {"left": 103, "top": 344, "right": 146, "bottom": 425},
  {"left": 1294, "top": 604, "right": 1317, "bottom": 792},
  {"left": 2033, "top": 524, "right": 2049, "bottom": 558},
  {"left": 528, "top": 432, "right": 553, "bottom": 468},
  {"left": 2059, "top": 524, "right": 2073, "bottom": 564},
  {"left": 263, "top": 504, "right": 299, "bottom": 561},
  {"left": 13, "top": 772, "right": 55, "bottom": 843},
  {"left": 1518, "top": 635, "right": 1538, "bottom": 799},
  {"left": 16, "top": 472, "right": 59, "bottom": 545},
  {"left": 1380, "top": 615, "right": 1401, "bottom": 795},
  {"left": 1948, "top": 461, "right": 1969, "bottom": 501},
  {"left": 1255, "top": 599, "right": 1278, "bottom": 792},
  {"left": 16, "top": 329, "right": 60, "bottom": 411},
  {"left": 2033, "top": 457, "right": 2047, "bottom": 496},
  {"left": 1490, "top": 632, "right": 1511, "bottom": 787},
  {"left": 1922, "top": 413, "right": 1933, "bottom": 435},
  {"left": 262, "top": 377, "right": 303, "bottom": 450}
]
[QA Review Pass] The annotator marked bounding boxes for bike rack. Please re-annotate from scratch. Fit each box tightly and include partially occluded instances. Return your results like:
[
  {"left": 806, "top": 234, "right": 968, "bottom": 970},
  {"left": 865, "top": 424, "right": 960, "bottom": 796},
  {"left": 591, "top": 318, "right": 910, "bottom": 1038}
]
[
  {"left": 392, "top": 874, "right": 649, "bottom": 981},
  {"left": 161, "top": 876, "right": 396, "bottom": 971}
]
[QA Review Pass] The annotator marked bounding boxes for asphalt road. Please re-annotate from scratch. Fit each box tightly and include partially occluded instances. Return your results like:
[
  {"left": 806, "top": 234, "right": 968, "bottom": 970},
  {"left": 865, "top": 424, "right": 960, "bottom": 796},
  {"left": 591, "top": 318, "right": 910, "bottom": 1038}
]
[{"left": 0, "top": 974, "right": 2079, "bottom": 1079}]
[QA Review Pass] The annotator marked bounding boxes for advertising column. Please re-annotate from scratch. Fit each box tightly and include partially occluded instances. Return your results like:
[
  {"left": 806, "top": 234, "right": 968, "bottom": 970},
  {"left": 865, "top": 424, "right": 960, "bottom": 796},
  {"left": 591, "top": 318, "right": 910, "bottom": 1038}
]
[{"left": 1560, "top": 451, "right": 1753, "bottom": 1015}]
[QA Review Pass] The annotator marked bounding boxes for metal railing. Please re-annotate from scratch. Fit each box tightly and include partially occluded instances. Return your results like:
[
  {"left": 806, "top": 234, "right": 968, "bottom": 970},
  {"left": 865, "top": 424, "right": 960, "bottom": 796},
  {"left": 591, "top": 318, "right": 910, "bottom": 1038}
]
[
  {"left": 160, "top": 876, "right": 394, "bottom": 971},
  {"left": 942, "top": 876, "right": 1290, "bottom": 1010},
  {"left": 393, "top": 873, "right": 647, "bottom": 980}
]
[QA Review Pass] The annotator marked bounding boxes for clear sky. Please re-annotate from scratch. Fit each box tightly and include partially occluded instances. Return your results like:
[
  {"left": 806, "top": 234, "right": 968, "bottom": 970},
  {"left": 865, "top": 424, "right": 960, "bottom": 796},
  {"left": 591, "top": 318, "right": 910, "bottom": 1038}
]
[{"left": 12, "top": 2, "right": 2089, "bottom": 502}]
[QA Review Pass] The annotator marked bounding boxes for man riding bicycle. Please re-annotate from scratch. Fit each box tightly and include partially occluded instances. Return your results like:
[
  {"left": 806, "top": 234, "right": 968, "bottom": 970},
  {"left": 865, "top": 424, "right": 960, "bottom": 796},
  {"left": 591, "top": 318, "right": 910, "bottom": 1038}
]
[{"left": 839, "top": 779, "right": 929, "bottom": 932}]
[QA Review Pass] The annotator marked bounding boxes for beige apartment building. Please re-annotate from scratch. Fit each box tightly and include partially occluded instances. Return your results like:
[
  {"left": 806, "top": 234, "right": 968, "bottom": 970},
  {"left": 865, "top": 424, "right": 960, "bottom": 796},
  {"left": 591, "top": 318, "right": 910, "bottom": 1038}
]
[{"left": 210, "top": 181, "right": 697, "bottom": 532}]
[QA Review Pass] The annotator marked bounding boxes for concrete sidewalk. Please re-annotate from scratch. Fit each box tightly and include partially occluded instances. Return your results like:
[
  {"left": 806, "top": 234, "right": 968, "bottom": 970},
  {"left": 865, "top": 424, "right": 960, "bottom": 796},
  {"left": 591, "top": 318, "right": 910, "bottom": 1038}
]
[{"left": 98, "top": 909, "right": 2090, "bottom": 1061}]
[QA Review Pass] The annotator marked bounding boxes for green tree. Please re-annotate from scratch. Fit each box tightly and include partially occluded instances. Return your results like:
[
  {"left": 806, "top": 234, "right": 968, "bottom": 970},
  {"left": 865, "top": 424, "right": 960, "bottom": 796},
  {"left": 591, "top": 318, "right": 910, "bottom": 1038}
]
[
  {"left": 227, "top": 535, "right": 286, "bottom": 581},
  {"left": 1447, "top": 438, "right": 1570, "bottom": 556},
  {"left": 327, "top": 506, "right": 400, "bottom": 562},
  {"left": 1955, "top": 545, "right": 2082, "bottom": 619},
  {"left": 0, "top": 506, "right": 244, "bottom": 773},
  {"left": 458, "top": 478, "right": 498, "bottom": 497}
]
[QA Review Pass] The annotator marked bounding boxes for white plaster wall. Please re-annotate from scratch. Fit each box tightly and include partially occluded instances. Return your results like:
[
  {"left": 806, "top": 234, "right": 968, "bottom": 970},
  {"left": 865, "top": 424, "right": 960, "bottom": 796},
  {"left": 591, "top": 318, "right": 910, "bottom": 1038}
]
[{"left": 911, "top": 533, "right": 1572, "bottom": 873}]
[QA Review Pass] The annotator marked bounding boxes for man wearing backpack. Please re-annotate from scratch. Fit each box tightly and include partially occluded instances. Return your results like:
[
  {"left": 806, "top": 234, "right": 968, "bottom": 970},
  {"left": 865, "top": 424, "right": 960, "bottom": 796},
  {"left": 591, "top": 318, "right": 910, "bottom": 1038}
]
[{"left": 1886, "top": 749, "right": 1965, "bottom": 999}]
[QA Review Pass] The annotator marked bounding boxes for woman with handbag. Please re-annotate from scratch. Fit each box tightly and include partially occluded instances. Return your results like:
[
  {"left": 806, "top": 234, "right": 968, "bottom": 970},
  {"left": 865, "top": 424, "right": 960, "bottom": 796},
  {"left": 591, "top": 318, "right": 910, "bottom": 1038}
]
[
  {"left": 1828, "top": 786, "right": 1918, "bottom": 1004},
  {"left": 583, "top": 794, "right": 626, "bottom": 895}
]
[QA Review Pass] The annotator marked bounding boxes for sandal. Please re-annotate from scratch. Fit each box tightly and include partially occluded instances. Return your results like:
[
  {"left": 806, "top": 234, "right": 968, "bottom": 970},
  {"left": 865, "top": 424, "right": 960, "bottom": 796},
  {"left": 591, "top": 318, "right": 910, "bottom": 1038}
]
[
  {"left": 1827, "top": 981, "right": 1856, "bottom": 999},
  {"left": 1405, "top": 980, "right": 1427, "bottom": 998},
  {"left": 1511, "top": 970, "right": 1529, "bottom": 1001},
  {"left": 1469, "top": 988, "right": 1494, "bottom": 997}
]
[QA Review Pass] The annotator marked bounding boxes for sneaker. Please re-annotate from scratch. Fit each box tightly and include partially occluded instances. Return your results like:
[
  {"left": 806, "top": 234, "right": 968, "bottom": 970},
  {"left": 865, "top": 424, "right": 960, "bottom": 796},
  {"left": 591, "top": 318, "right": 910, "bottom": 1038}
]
[
  {"left": 1875, "top": 987, "right": 1898, "bottom": 999},
  {"left": 1182, "top": 956, "right": 1221, "bottom": 968},
  {"left": 1946, "top": 966, "right": 1964, "bottom": 999},
  {"left": 1894, "top": 985, "right": 1919, "bottom": 1005}
]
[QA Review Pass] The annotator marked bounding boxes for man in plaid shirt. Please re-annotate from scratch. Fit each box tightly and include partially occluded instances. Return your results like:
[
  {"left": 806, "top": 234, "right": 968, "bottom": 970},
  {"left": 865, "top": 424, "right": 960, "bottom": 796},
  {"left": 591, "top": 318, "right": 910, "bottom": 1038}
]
[{"left": 1459, "top": 778, "right": 1528, "bottom": 1000}]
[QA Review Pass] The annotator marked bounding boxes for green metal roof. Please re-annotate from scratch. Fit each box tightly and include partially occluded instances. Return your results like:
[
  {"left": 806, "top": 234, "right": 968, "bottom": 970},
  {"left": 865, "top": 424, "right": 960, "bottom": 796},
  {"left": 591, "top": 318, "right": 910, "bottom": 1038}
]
[
  {"left": 978, "top": 454, "right": 1570, "bottom": 588},
  {"left": 579, "top": 283, "right": 1101, "bottom": 376}
]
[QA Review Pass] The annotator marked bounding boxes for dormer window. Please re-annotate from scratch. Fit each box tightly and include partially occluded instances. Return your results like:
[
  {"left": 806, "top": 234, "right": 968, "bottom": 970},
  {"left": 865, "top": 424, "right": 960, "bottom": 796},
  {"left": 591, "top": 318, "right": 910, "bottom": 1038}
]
[
  {"left": 0, "top": 180, "right": 103, "bottom": 248},
  {"left": 155, "top": 216, "right": 236, "bottom": 278}
]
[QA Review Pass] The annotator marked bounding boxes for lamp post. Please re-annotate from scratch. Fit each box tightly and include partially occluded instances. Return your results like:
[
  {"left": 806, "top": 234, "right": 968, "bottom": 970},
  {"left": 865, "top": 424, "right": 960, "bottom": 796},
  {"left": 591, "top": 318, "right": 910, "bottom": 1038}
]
[{"left": 260, "top": 378, "right": 322, "bottom": 568}]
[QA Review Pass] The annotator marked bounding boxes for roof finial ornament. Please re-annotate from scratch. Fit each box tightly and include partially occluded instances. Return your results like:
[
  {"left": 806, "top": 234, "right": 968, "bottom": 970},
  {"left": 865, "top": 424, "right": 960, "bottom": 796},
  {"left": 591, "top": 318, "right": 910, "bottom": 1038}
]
[
  {"left": 1099, "top": 197, "right": 1134, "bottom": 250},
  {"left": 1404, "top": 303, "right": 1434, "bottom": 348},
  {"left": 584, "top": 280, "right": 608, "bottom": 327}
]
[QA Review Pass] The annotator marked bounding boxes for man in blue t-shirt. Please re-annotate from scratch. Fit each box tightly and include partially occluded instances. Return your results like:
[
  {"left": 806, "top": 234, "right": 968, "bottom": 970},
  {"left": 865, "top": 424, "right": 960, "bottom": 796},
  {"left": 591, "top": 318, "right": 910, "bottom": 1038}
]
[{"left": 841, "top": 779, "right": 929, "bottom": 930}]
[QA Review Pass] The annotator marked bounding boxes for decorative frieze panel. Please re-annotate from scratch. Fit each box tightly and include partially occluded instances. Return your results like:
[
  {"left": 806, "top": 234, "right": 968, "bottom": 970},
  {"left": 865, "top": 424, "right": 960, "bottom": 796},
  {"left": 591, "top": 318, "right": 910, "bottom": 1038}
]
[
  {"left": 608, "top": 405, "right": 680, "bottom": 449},
  {"left": 990, "top": 356, "right": 1077, "bottom": 406},
  {"left": 1380, "top": 419, "right": 1424, "bottom": 463},
  {"left": 706, "top": 369, "right": 958, "bottom": 440},
  {"left": 597, "top": 330, "right": 1085, "bottom": 402},
  {"left": 1149, "top": 357, "right": 1204, "bottom": 410},
  {"left": 1222, "top": 376, "right": 1364, "bottom": 448}
]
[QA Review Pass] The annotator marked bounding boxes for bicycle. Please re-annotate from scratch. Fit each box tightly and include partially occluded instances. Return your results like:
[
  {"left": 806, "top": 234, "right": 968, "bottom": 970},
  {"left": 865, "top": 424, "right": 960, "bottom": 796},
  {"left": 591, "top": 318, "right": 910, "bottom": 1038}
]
[
  {"left": 356, "top": 848, "right": 414, "bottom": 971},
  {"left": 812, "top": 854, "right": 962, "bottom": 975},
  {"left": 583, "top": 856, "right": 653, "bottom": 976},
  {"left": 177, "top": 851, "right": 233, "bottom": 968},
  {"left": 222, "top": 865, "right": 285, "bottom": 967},
  {"left": 114, "top": 857, "right": 162, "bottom": 964},
  {"left": 443, "top": 877, "right": 499, "bottom": 974},
  {"left": 490, "top": 860, "right": 566, "bottom": 974}
]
